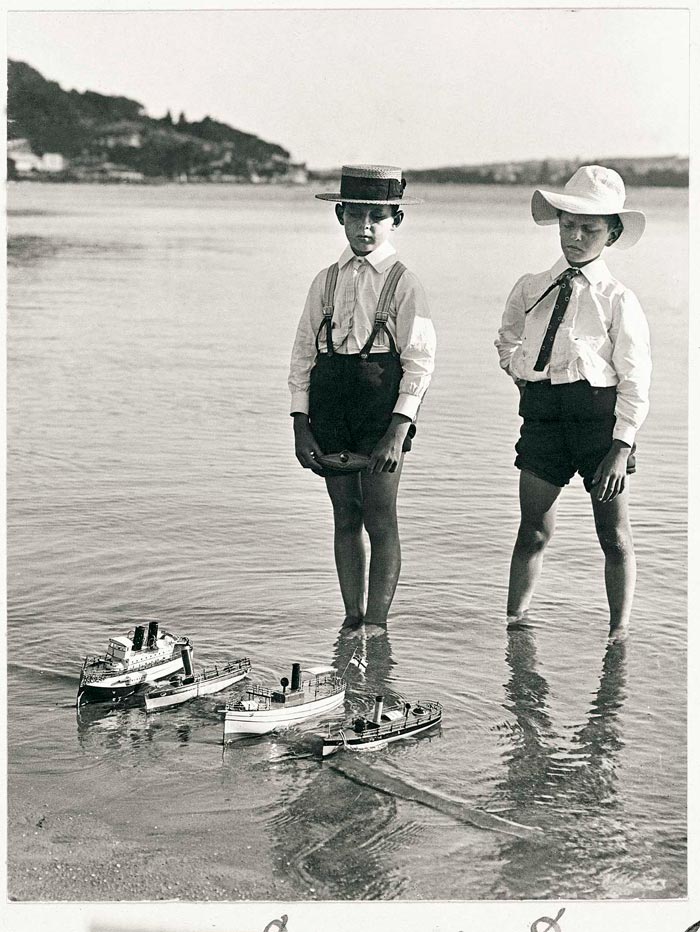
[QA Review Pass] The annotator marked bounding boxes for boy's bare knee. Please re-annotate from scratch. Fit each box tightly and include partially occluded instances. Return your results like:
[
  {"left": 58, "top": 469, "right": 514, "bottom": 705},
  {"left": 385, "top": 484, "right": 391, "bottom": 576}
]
[
  {"left": 332, "top": 500, "right": 364, "bottom": 534},
  {"left": 363, "top": 507, "right": 398, "bottom": 540},
  {"left": 597, "top": 528, "right": 633, "bottom": 560},
  {"left": 516, "top": 523, "right": 552, "bottom": 553}
]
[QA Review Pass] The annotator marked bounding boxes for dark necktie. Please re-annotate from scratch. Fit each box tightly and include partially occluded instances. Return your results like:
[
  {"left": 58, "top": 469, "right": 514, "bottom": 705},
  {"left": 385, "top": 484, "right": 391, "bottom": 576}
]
[{"left": 527, "top": 267, "right": 582, "bottom": 372}]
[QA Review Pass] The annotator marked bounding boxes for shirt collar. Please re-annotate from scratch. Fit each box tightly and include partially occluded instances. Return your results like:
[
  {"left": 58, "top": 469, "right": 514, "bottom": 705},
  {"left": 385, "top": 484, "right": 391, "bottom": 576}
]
[
  {"left": 551, "top": 254, "right": 611, "bottom": 286},
  {"left": 338, "top": 240, "right": 397, "bottom": 272}
]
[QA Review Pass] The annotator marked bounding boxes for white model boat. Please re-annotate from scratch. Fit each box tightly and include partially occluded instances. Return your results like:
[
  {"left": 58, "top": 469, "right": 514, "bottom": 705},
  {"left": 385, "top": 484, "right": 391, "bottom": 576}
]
[
  {"left": 144, "top": 644, "right": 251, "bottom": 712},
  {"left": 77, "top": 622, "right": 189, "bottom": 705},
  {"left": 319, "top": 695, "right": 442, "bottom": 756},
  {"left": 223, "top": 663, "right": 345, "bottom": 740}
]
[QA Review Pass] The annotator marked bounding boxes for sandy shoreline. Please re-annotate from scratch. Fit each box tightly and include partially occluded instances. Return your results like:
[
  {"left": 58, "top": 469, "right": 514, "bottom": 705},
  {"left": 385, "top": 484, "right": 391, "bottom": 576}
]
[{"left": 8, "top": 782, "right": 307, "bottom": 902}]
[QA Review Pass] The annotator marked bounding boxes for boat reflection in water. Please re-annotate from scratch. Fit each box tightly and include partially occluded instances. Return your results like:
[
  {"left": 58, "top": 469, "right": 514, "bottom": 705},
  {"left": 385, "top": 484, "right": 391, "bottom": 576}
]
[{"left": 262, "top": 622, "right": 419, "bottom": 899}]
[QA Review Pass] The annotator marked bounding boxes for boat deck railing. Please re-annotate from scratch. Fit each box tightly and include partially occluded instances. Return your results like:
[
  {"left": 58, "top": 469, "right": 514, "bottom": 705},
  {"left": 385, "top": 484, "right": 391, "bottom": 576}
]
[
  {"left": 199, "top": 658, "right": 251, "bottom": 680},
  {"left": 348, "top": 700, "right": 442, "bottom": 740},
  {"left": 244, "top": 683, "right": 274, "bottom": 700},
  {"left": 80, "top": 651, "right": 182, "bottom": 683}
]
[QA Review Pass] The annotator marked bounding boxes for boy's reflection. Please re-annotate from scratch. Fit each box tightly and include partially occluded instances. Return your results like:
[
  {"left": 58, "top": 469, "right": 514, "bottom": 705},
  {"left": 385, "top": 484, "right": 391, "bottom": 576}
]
[
  {"left": 492, "top": 630, "right": 630, "bottom": 897},
  {"left": 332, "top": 621, "right": 395, "bottom": 701}
]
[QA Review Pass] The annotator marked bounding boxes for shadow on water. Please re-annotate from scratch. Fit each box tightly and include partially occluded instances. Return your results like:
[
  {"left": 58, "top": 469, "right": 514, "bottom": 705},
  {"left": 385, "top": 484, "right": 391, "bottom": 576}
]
[
  {"left": 487, "top": 631, "right": 668, "bottom": 898},
  {"left": 263, "top": 622, "right": 543, "bottom": 899}
]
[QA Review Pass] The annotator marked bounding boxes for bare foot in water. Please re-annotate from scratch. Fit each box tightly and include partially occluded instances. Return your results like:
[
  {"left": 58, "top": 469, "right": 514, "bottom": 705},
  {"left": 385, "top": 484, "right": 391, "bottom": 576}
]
[{"left": 608, "top": 623, "right": 630, "bottom": 644}]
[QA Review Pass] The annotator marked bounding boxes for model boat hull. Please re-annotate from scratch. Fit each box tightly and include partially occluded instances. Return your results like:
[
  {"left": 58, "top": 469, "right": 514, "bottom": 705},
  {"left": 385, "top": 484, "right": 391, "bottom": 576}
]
[
  {"left": 321, "top": 703, "right": 442, "bottom": 756},
  {"left": 77, "top": 655, "right": 186, "bottom": 704},
  {"left": 145, "top": 660, "right": 251, "bottom": 712},
  {"left": 78, "top": 626, "right": 189, "bottom": 705},
  {"left": 224, "top": 687, "right": 345, "bottom": 739}
]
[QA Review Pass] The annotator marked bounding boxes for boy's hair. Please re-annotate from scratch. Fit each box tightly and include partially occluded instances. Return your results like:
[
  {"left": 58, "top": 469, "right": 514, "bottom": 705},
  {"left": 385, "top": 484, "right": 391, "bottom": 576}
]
[
  {"left": 605, "top": 214, "right": 624, "bottom": 241},
  {"left": 340, "top": 202, "right": 403, "bottom": 218}
]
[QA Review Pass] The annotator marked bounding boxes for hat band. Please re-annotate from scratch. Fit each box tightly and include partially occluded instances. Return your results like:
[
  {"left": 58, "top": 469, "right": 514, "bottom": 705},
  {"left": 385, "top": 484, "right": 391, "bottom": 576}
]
[{"left": 339, "top": 175, "right": 405, "bottom": 201}]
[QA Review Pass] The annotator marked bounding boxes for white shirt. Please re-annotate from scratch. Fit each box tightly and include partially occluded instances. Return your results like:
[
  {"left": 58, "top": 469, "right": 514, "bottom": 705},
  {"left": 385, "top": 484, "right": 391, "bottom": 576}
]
[
  {"left": 289, "top": 241, "right": 436, "bottom": 420},
  {"left": 495, "top": 255, "right": 652, "bottom": 446}
]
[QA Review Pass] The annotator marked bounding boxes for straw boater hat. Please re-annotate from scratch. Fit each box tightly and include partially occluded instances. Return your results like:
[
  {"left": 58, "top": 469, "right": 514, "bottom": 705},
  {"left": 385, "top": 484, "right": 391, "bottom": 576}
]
[
  {"left": 315, "top": 164, "right": 421, "bottom": 205},
  {"left": 531, "top": 165, "right": 646, "bottom": 249}
]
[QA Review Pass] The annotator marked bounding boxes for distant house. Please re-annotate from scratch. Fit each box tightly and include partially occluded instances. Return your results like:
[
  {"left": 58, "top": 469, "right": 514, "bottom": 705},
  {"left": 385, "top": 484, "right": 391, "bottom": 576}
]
[
  {"left": 40, "top": 152, "right": 66, "bottom": 172},
  {"left": 287, "top": 163, "right": 309, "bottom": 184},
  {"left": 7, "top": 137, "right": 41, "bottom": 173},
  {"left": 70, "top": 160, "right": 144, "bottom": 182},
  {"left": 95, "top": 122, "right": 143, "bottom": 149}
]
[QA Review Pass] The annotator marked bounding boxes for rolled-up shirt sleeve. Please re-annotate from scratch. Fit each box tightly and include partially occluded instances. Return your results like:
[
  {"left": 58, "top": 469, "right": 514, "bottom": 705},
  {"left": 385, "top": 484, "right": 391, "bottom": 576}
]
[
  {"left": 610, "top": 290, "right": 652, "bottom": 445},
  {"left": 288, "top": 271, "right": 325, "bottom": 415},
  {"left": 495, "top": 274, "right": 529, "bottom": 379},
  {"left": 394, "top": 272, "right": 437, "bottom": 420}
]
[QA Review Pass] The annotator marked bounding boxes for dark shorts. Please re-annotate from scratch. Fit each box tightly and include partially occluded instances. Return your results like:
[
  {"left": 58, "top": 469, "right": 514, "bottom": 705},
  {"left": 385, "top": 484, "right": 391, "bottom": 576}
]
[
  {"left": 515, "top": 380, "right": 636, "bottom": 492},
  {"left": 308, "top": 351, "right": 416, "bottom": 462}
]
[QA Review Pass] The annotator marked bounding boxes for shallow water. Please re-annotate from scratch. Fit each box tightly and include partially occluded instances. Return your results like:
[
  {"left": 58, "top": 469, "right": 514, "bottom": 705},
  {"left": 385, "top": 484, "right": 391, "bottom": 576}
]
[{"left": 6, "top": 181, "right": 687, "bottom": 900}]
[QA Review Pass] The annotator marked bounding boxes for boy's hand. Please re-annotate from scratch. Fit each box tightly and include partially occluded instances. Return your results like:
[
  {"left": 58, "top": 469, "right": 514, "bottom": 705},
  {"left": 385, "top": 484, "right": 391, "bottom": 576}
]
[
  {"left": 590, "top": 440, "right": 631, "bottom": 503},
  {"left": 367, "top": 415, "right": 411, "bottom": 474},
  {"left": 293, "top": 414, "right": 324, "bottom": 474}
]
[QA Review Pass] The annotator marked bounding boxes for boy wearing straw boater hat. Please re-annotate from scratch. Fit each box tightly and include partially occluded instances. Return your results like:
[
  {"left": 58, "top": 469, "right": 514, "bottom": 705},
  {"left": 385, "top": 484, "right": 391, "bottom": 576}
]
[
  {"left": 495, "top": 165, "right": 651, "bottom": 641},
  {"left": 289, "top": 165, "right": 436, "bottom": 630}
]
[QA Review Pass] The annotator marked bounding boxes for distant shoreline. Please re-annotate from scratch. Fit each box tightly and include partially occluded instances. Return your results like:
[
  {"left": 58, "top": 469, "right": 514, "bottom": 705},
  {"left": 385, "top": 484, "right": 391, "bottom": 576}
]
[{"left": 7, "top": 176, "right": 689, "bottom": 189}]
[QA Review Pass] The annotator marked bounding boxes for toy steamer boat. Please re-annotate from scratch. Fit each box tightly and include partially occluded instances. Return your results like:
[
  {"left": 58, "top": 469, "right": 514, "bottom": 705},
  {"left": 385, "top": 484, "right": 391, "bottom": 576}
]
[
  {"left": 223, "top": 663, "right": 345, "bottom": 740},
  {"left": 144, "top": 643, "right": 251, "bottom": 712},
  {"left": 320, "top": 695, "right": 442, "bottom": 756},
  {"left": 77, "top": 622, "right": 189, "bottom": 705}
]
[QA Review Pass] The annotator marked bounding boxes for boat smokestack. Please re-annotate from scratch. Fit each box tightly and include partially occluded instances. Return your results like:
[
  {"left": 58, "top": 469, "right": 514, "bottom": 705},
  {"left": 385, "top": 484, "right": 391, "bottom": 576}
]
[
  {"left": 181, "top": 644, "right": 194, "bottom": 677},
  {"left": 373, "top": 695, "right": 384, "bottom": 724},
  {"left": 291, "top": 663, "right": 302, "bottom": 691},
  {"left": 132, "top": 625, "right": 145, "bottom": 651},
  {"left": 147, "top": 621, "right": 159, "bottom": 648}
]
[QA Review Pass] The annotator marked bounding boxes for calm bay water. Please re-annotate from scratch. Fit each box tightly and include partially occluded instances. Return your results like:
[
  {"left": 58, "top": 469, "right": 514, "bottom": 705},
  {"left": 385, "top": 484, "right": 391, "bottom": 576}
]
[{"left": 6, "top": 182, "right": 687, "bottom": 900}]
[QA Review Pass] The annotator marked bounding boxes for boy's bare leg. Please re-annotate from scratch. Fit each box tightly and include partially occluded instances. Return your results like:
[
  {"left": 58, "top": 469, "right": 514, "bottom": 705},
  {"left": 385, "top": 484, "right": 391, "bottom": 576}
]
[
  {"left": 325, "top": 474, "right": 366, "bottom": 621},
  {"left": 507, "top": 469, "right": 562, "bottom": 621},
  {"left": 591, "top": 488, "right": 636, "bottom": 640},
  {"left": 360, "top": 462, "right": 403, "bottom": 627}
]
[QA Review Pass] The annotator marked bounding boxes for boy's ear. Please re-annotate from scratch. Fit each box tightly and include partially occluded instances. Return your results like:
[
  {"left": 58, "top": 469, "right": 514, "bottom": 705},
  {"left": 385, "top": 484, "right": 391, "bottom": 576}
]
[
  {"left": 335, "top": 204, "right": 345, "bottom": 225},
  {"left": 393, "top": 210, "right": 404, "bottom": 229}
]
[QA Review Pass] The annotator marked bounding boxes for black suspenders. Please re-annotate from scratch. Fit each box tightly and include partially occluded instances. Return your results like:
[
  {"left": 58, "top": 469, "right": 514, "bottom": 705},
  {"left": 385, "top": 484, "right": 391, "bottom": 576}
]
[{"left": 315, "top": 260, "right": 407, "bottom": 357}]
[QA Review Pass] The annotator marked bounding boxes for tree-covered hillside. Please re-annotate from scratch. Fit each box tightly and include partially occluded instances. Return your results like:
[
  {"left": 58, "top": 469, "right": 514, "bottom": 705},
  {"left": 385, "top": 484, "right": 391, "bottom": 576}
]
[{"left": 7, "top": 59, "right": 300, "bottom": 181}]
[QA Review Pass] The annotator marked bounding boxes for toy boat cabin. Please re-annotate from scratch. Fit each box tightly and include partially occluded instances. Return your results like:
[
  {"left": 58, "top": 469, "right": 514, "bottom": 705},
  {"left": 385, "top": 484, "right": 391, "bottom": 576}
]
[
  {"left": 223, "top": 662, "right": 346, "bottom": 739},
  {"left": 320, "top": 695, "right": 443, "bottom": 756},
  {"left": 77, "top": 621, "right": 188, "bottom": 705}
]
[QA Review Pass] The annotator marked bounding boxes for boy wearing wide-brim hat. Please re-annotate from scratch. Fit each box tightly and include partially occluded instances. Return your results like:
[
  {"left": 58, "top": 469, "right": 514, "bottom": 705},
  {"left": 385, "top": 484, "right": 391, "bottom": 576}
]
[
  {"left": 495, "top": 165, "right": 651, "bottom": 641},
  {"left": 289, "top": 165, "right": 436, "bottom": 630}
]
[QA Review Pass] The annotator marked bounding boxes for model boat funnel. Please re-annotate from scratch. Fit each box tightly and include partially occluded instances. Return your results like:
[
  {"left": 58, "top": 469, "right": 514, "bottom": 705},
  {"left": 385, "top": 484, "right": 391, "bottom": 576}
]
[
  {"left": 181, "top": 644, "right": 194, "bottom": 677},
  {"left": 372, "top": 695, "right": 384, "bottom": 724},
  {"left": 147, "top": 621, "right": 159, "bottom": 648},
  {"left": 291, "top": 663, "right": 302, "bottom": 691},
  {"left": 132, "top": 625, "right": 145, "bottom": 651}
]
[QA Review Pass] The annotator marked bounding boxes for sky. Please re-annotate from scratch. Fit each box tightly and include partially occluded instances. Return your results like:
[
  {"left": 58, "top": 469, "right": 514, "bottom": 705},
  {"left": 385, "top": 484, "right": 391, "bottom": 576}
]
[{"left": 5, "top": 4, "right": 690, "bottom": 170}]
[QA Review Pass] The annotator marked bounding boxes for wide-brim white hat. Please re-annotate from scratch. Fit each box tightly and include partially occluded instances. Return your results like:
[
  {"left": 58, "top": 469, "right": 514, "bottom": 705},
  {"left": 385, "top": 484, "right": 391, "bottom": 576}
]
[
  {"left": 531, "top": 165, "right": 646, "bottom": 249},
  {"left": 315, "top": 164, "right": 422, "bottom": 205}
]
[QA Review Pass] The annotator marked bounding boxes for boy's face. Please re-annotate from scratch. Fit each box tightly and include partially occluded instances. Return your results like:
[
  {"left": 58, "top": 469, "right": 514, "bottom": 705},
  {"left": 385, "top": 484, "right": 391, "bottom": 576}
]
[
  {"left": 558, "top": 211, "right": 617, "bottom": 266},
  {"left": 336, "top": 203, "right": 402, "bottom": 255}
]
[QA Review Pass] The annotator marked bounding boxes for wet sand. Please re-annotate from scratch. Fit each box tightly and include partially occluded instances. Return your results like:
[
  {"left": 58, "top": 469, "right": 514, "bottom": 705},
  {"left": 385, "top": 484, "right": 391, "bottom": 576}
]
[{"left": 8, "top": 775, "right": 300, "bottom": 902}]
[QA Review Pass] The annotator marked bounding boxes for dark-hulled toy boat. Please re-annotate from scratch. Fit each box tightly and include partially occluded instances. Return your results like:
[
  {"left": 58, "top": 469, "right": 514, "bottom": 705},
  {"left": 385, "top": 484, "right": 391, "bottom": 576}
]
[
  {"left": 77, "top": 622, "right": 190, "bottom": 705},
  {"left": 319, "top": 695, "right": 442, "bottom": 756}
]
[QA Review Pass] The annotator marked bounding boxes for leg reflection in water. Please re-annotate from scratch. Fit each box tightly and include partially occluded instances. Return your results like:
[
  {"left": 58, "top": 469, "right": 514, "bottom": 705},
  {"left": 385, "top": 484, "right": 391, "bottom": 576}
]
[{"left": 488, "top": 630, "right": 658, "bottom": 899}]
